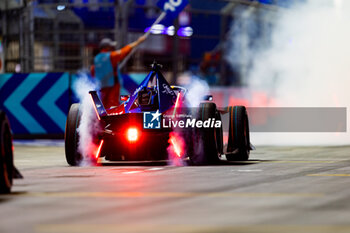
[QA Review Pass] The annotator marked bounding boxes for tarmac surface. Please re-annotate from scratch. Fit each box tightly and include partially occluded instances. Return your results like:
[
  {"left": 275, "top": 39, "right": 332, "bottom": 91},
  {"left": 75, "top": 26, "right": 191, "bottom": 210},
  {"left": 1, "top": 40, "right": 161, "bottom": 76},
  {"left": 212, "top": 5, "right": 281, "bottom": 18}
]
[{"left": 1, "top": 142, "right": 350, "bottom": 233}]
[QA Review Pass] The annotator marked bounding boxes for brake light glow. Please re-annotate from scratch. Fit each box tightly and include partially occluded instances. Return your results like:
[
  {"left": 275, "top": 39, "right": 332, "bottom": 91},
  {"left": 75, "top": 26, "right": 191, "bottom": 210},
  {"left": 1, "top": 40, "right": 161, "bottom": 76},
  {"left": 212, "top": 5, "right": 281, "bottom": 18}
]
[
  {"left": 95, "top": 140, "right": 104, "bottom": 159},
  {"left": 127, "top": 128, "right": 139, "bottom": 142},
  {"left": 170, "top": 137, "right": 182, "bottom": 158}
]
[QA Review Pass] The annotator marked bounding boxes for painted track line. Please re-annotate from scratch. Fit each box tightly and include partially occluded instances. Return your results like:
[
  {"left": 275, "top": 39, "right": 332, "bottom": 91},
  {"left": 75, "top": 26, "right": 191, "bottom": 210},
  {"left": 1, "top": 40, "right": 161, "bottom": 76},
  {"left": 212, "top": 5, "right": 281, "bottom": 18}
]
[
  {"left": 6, "top": 192, "right": 325, "bottom": 198},
  {"left": 35, "top": 224, "right": 350, "bottom": 233},
  {"left": 307, "top": 174, "right": 350, "bottom": 177}
]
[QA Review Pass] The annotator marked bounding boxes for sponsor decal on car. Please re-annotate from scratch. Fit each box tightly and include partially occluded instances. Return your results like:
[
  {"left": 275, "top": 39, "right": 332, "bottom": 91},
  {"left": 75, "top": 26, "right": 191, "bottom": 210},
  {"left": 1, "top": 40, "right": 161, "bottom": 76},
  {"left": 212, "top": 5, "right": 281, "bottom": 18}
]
[
  {"left": 163, "top": 117, "right": 221, "bottom": 129},
  {"left": 143, "top": 110, "right": 162, "bottom": 129},
  {"left": 143, "top": 111, "right": 221, "bottom": 129}
]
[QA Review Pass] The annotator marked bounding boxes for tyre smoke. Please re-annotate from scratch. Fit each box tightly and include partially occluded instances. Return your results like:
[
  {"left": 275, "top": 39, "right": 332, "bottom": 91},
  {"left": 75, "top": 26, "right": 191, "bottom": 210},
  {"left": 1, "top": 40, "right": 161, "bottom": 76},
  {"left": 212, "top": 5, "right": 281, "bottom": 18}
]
[
  {"left": 227, "top": 0, "right": 350, "bottom": 145},
  {"left": 72, "top": 72, "right": 101, "bottom": 165},
  {"left": 179, "top": 73, "right": 210, "bottom": 107},
  {"left": 167, "top": 73, "right": 210, "bottom": 164}
]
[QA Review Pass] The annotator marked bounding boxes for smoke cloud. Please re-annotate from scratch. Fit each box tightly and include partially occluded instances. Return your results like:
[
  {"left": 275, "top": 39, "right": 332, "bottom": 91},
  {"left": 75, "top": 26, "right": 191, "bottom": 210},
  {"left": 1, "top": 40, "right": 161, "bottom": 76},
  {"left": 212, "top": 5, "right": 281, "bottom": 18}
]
[
  {"left": 227, "top": 0, "right": 350, "bottom": 145},
  {"left": 73, "top": 72, "right": 101, "bottom": 165},
  {"left": 167, "top": 73, "right": 210, "bottom": 164},
  {"left": 182, "top": 74, "right": 210, "bottom": 108}
]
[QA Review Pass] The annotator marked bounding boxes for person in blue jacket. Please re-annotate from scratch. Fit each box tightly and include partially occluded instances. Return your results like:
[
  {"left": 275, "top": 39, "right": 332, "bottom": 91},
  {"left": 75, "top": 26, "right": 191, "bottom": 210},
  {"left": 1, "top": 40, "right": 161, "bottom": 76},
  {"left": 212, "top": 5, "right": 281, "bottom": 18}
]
[{"left": 91, "top": 36, "right": 146, "bottom": 108}]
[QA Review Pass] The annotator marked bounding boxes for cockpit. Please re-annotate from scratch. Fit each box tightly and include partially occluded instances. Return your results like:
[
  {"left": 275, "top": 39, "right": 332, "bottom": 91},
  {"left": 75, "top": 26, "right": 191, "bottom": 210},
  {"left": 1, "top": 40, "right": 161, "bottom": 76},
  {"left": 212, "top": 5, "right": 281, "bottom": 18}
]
[{"left": 137, "top": 86, "right": 159, "bottom": 111}]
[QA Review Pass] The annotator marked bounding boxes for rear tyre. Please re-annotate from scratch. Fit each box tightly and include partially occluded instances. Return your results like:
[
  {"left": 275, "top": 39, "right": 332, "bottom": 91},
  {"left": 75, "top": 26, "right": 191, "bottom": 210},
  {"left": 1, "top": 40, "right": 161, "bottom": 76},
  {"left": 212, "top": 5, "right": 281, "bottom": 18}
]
[
  {"left": 65, "top": 104, "right": 82, "bottom": 166},
  {"left": 190, "top": 102, "right": 223, "bottom": 165},
  {"left": 226, "top": 106, "right": 250, "bottom": 161},
  {"left": 0, "top": 111, "right": 13, "bottom": 194}
]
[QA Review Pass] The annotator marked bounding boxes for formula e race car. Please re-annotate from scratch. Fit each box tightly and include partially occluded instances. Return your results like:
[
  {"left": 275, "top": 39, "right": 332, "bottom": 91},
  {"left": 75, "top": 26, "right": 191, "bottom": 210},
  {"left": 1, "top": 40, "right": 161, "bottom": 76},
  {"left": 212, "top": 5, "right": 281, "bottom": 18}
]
[{"left": 65, "top": 62, "right": 252, "bottom": 166}]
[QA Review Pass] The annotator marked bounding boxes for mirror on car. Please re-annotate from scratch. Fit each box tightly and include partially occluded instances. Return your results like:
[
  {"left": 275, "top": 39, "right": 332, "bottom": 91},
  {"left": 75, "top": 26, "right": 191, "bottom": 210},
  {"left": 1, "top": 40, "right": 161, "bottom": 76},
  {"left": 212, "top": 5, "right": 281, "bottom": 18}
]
[{"left": 120, "top": 95, "right": 130, "bottom": 102}]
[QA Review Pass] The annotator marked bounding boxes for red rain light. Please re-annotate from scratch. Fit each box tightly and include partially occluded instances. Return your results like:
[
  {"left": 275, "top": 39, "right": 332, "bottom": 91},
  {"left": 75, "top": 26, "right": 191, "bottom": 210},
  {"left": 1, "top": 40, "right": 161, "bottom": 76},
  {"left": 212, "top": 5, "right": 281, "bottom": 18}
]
[
  {"left": 95, "top": 140, "right": 104, "bottom": 159},
  {"left": 127, "top": 128, "right": 139, "bottom": 142}
]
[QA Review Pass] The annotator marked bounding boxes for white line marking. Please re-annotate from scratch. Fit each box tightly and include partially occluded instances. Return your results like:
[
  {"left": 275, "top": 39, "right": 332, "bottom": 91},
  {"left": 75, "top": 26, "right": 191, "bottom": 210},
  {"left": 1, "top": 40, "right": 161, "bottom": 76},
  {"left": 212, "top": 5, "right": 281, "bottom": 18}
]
[
  {"left": 122, "top": 171, "right": 142, "bottom": 174},
  {"left": 147, "top": 168, "right": 164, "bottom": 171},
  {"left": 236, "top": 169, "right": 262, "bottom": 172}
]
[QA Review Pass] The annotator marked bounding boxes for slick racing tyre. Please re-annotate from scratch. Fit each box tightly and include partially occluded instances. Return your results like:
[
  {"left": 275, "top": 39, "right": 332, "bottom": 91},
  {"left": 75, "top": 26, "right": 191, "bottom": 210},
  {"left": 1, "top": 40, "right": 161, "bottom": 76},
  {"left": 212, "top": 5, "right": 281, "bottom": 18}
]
[
  {"left": 65, "top": 104, "right": 83, "bottom": 166},
  {"left": 226, "top": 106, "right": 250, "bottom": 161},
  {"left": 0, "top": 111, "right": 13, "bottom": 194},
  {"left": 190, "top": 102, "right": 223, "bottom": 165}
]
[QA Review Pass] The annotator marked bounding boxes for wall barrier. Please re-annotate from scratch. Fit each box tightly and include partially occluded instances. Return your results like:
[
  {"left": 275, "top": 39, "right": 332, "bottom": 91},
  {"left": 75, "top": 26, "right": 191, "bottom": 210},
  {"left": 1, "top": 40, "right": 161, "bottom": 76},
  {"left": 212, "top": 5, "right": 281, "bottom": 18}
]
[
  {"left": 0, "top": 72, "right": 146, "bottom": 137},
  {"left": 0, "top": 73, "right": 70, "bottom": 136}
]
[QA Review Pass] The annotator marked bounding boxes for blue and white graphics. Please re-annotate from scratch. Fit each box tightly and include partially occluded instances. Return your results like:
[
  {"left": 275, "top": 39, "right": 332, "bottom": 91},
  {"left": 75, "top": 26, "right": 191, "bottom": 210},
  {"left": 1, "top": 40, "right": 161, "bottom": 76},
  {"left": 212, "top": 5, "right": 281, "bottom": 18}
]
[
  {"left": 143, "top": 110, "right": 162, "bottom": 129},
  {"left": 157, "top": 0, "right": 189, "bottom": 20}
]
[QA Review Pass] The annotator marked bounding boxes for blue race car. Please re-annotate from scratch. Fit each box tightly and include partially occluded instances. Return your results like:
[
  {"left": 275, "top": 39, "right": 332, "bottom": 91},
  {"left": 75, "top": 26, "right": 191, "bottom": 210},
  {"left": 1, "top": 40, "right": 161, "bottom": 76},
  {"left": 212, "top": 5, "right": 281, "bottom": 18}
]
[{"left": 65, "top": 62, "right": 252, "bottom": 166}]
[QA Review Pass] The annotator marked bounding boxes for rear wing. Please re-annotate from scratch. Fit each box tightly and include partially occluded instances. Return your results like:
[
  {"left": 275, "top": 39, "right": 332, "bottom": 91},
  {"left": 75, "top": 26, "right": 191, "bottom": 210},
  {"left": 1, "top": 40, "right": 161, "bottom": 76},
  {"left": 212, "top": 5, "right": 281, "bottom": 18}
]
[{"left": 89, "top": 91, "right": 108, "bottom": 119}]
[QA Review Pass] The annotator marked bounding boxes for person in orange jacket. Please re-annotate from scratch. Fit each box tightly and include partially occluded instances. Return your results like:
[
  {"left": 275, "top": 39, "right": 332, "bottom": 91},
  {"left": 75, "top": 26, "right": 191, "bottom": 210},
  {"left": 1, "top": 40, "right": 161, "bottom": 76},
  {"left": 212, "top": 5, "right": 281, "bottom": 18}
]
[{"left": 91, "top": 36, "right": 146, "bottom": 109}]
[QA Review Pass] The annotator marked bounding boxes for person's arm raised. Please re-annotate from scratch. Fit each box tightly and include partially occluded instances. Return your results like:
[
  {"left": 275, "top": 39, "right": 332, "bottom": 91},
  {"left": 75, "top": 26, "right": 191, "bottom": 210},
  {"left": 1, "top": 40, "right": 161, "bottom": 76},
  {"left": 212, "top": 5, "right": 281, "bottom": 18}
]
[{"left": 110, "top": 35, "right": 147, "bottom": 65}]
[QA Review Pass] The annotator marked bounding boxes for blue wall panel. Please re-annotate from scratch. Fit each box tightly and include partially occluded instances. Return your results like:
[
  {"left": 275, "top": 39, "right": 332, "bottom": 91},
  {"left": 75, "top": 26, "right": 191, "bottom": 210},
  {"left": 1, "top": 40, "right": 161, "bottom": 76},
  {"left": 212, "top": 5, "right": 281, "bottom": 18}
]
[
  {"left": 0, "top": 72, "right": 145, "bottom": 136},
  {"left": 0, "top": 73, "right": 70, "bottom": 135}
]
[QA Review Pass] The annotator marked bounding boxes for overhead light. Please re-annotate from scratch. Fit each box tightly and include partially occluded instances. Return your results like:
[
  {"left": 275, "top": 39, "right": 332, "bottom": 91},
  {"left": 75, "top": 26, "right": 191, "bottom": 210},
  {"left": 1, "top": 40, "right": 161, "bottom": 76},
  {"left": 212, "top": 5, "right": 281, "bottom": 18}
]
[
  {"left": 177, "top": 26, "right": 193, "bottom": 37},
  {"left": 57, "top": 5, "right": 66, "bottom": 11},
  {"left": 166, "top": 26, "right": 175, "bottom": 36},
  {"left": 144, "top": 24, "right": 165, "bottom": 35},
  {"left": 151, "top": 24, "right": 165, "bottom": 34}
]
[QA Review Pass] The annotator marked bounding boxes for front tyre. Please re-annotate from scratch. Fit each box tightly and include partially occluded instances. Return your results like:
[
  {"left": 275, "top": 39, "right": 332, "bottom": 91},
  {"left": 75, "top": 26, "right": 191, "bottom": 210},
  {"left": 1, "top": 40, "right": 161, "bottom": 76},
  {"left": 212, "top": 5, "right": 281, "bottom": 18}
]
[
  {"left": 0, "top": 111, "right": 13, "bottom": 194},
  {"left": 65, "top": 104, "right": 82, "bottom": 166}
]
